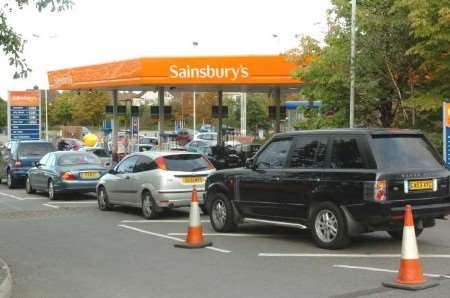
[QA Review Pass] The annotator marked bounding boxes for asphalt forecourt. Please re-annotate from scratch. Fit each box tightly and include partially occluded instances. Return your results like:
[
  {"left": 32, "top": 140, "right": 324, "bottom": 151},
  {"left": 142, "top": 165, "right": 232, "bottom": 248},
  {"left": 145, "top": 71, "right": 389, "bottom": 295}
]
[{"left": 2, "top": 186, "right": 450, "bottom": 296}]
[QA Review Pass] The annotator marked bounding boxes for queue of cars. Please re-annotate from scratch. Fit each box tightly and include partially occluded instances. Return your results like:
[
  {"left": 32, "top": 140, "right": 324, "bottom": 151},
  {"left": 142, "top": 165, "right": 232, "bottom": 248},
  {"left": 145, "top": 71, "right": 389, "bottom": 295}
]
[{"left": 1, "top": 128, "right": 450, "bottom": 249}]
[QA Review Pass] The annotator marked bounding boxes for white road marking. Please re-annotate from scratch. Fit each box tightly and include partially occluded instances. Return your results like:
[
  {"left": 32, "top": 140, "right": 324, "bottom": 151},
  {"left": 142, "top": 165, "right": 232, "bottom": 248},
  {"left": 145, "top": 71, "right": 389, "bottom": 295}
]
[
  {"left": 121, "top": 219, "right": 210, "bottom": 223},
  {"left": 258, "top": 253, "right": 450, "bottom": 258},
  {"left": 333, "top": 264, "right": 450, "bottom": 279},
  {"left": 21, "top": 197, "right": 47, "bottom": 200},
  {"left": 0, "top": 192, "right": 24, "bottom": 200},
  {"left": 118, "top": 224, "right": 231, "bottom": 254},
  {"left": 42, "top": 203, "right": 59, "bottom": 209},
  {"left": 168, "top": 232, "right": 292, "bottom": 237}
]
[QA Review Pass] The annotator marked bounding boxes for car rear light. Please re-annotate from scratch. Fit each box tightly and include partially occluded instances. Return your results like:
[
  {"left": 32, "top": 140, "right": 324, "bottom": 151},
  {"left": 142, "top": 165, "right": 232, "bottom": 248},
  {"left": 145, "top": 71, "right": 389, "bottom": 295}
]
[
  {"left": 14, "top": 160, "right": 21, "bottom": 167},
  {"left": 202, "top": 156, "right": 215, "bottom": 170},
  {"left": 155, "top": 157, "right": 167, "bottom": 170},
  {"left": 62, "top": 172, "right": 76, "bottom": 180},
  {"left": 374, "top": 180, "right": 387, "bottom": 202}
]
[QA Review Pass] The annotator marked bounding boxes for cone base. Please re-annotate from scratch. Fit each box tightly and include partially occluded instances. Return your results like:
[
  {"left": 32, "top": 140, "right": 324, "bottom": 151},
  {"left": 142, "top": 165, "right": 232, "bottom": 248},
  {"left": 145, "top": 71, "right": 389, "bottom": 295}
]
[
  {"left": 174, "top": 241, "right": 213, "bottom": 249},
  {"left": 383, "top": 279, "right": 439, "bottom": 291}
]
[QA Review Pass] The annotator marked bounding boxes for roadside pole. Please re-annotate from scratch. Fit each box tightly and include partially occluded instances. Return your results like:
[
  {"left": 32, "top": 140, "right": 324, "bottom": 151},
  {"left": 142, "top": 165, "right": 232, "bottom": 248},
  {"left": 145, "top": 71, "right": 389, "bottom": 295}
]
[{"left": 112, "top": 90, "right": 118, "bottom": 162}]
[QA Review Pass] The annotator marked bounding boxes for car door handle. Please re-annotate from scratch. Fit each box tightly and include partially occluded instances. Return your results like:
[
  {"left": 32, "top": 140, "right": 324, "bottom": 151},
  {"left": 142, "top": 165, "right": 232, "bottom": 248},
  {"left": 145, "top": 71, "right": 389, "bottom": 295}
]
[{"left": 271, "top": 177, "right": 280, "bottom": 182}]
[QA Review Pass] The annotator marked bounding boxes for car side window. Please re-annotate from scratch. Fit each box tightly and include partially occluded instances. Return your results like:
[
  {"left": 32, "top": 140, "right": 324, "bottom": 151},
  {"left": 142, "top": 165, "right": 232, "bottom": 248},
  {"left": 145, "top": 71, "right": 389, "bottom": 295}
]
[
  {"left": 289, "top": 136, "right": 328, "bottom": 168},
  {"left": 255, "top": 139, "right": 292, "bottom": 169},
  {"left": 134, "top": 156, "right": 157, "bottom": 173},
  {"left": 40, "top": 153, "right": 50, "bottom": 166},
  {"left": 116, "top": 156, "right": 139, "bottom": 174},
  {"left": 330, "top": 137, "right": 365, "bottom": 169}
]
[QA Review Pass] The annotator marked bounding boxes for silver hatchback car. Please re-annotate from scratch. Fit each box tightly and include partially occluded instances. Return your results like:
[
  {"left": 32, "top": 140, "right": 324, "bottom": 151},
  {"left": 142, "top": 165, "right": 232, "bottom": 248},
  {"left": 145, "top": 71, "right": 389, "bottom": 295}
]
[{"left": 96, "top": 151, "right": 215, "bottom": 218}]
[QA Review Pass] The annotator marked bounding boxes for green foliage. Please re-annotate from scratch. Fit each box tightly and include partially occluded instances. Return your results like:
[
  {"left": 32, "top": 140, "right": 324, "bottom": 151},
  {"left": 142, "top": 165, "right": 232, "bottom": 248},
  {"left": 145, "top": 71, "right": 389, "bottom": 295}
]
[
  {"left": 225, "top": 93, "right": 270, "bottom": 133},
  {"left": 50, "top": 91, "right": 109, "bottom": 127},
  {"left": 0, "top": 98, "right": 7, "bottom": 127},
  {"left": 290, "top": 0, "right": 424, "bottom": 128},
  {"left": 295, "top": 108, "right": 346, "bottom": 130},
  {"left": 0, "top": 0, "right": 73, "bottom": 78}
]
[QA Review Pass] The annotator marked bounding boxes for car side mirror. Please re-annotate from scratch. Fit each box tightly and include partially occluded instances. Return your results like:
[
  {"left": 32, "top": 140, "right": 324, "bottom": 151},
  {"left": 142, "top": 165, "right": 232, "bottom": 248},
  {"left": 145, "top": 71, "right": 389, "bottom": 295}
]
[
  {"left": 32, "top": 161, "right": 40, "bottom": 167},
  {"left": 108, "top": 168, "right": 116, "bottom": 174},
  {"left": 245, "top": 158, "right": 255, "bottom": 169}
]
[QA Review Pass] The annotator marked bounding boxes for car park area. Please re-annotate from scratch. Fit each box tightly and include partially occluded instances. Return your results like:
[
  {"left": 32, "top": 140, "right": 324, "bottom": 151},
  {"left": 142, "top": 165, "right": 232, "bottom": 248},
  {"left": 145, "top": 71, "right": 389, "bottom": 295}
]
[{"left": 1, "top": 183, "right": 450, "bottom": 297}]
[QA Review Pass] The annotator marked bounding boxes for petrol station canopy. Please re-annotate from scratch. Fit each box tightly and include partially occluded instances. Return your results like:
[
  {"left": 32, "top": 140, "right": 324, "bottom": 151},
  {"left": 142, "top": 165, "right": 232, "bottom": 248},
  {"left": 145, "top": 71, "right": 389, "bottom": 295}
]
[{"left": 47, "top": 55, "right": 303, "bottom": 92}]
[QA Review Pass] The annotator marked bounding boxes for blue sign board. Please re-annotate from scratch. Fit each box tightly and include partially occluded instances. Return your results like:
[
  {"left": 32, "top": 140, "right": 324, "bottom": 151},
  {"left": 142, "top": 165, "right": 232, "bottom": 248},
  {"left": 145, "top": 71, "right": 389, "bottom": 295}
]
[
  {"left": 443, "top": 102, "right": 450, "bottom": 168},
  {"left": 10, "top": 106, "right": 40, "bottom": 140}
]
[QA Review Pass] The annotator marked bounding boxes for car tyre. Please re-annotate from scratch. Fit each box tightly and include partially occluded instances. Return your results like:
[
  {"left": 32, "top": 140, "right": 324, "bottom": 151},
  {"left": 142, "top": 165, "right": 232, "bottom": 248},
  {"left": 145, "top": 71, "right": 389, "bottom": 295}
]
[
  {"left": 387, "top": 228, "right": 423, "bottom": 240},
  {"left": 310, "top": 201, "right": 351, "bottom": 249},
  {"left": 7, "top": 169, "right": 16, "bottom": 189},
  {"left": 26, "top": 176, "right": 35, "bottom": 194},
  {"left": 97, "top": 186, "right": 113, "bottom": 211},
  {"left": 48, "top": 180, "right": 58, "bottom": 200},
  {"left": 209, "top": 192, "right": 237, "bottom": 232},
  {"left": 142, "top": 191, "right": 158, "bottom": 219}
]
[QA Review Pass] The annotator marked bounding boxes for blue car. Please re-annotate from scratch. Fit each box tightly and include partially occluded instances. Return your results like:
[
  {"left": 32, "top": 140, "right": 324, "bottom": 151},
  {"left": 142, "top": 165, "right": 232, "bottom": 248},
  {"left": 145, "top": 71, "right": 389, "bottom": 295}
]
[
  {"left": 0, "top": 140, "right": 55, "bottom": 188},
  {"left": 26, "top": 151, "right": 107, "bottom": 200}
]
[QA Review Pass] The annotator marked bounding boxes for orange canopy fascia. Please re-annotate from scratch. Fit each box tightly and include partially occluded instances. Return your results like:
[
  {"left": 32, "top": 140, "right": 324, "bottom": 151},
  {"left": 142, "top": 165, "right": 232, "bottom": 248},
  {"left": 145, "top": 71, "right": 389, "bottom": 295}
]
[{"left": 48, "top": 55, "right": 303, "bottom": 91}]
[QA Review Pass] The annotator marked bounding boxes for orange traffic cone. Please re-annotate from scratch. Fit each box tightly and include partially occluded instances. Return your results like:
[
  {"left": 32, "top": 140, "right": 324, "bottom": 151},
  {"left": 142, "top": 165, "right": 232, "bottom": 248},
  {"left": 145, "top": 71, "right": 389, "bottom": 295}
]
[
  {"left": 383, "top": 204, "right": 439, "bottom": 290},
  {"left": 174, "top": 186, "right": 212, "bottom": 249}
]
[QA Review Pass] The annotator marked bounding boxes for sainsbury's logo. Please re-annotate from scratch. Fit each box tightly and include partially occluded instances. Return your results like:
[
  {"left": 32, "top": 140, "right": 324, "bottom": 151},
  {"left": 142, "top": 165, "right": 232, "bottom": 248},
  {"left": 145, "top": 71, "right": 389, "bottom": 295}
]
[{"left": 169, "top": 64, "right": 249, "bottom": 81}]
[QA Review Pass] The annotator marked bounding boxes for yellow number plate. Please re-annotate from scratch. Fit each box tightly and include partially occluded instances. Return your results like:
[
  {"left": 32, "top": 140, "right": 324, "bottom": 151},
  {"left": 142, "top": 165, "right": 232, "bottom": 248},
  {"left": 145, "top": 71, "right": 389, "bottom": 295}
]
[
  {"left": 80, "top": 172, "right": 100, "bottom": 179},
  {"left": 181, "top": 176, "right": 205, "bottom": 185},
  {"left": 409, "top": 180, "right": 433, "bottom": 191}
]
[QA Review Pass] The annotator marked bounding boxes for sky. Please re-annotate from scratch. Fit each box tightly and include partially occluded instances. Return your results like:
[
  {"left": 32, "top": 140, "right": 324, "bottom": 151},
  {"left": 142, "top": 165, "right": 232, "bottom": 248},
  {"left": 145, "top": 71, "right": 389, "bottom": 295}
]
[{"left": 0, "top": 0, "right": 331, "bottom": 99}]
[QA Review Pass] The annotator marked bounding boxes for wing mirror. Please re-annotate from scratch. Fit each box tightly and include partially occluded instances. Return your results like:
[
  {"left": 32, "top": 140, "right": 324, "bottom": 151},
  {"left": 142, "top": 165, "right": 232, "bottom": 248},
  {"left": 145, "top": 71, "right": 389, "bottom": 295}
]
[
  {"left": 32, "top": 161, "right": 40, "bottom": 167},
  {"left": 245, "top": 158, "right": 255, "bottom": 169},
  {"left": 108, "top": 168, "right": 116, "bottom": 174}
]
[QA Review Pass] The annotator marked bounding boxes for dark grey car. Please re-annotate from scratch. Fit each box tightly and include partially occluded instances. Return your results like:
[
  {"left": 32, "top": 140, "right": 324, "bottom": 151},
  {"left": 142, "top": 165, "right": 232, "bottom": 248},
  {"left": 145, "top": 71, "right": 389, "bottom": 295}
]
[{"left": 26, "top": 151, "right": 107, "bottom": 200}]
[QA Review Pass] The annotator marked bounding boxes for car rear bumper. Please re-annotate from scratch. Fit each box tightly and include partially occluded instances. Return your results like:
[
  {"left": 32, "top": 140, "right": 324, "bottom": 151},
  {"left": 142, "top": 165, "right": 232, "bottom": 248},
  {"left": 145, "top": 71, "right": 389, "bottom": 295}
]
[
  {"left": 346, "top": 200, "right": 450, "bottom": 228},
  {"left": 10, "top": 168, "right": 31, "bottom": 181},
  {"left": 155, "top": 189, "right": 205, "bottom": 208},
  {"left": 54, "top": 180, "right": 99, "bottom": 193}
]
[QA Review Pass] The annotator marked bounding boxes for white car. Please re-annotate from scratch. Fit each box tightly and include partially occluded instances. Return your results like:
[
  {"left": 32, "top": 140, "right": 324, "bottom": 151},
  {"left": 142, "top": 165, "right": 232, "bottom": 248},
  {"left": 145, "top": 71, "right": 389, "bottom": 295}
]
[{"left": 96, "top": 151, "right": 215, "bottom": 218}]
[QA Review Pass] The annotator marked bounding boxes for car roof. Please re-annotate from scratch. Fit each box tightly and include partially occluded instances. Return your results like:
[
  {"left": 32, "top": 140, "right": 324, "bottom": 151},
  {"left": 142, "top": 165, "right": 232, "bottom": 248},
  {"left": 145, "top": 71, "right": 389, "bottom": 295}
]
[
  {"left": 273, "top": 128, "right": 422, "bottom": 138},
  {"left": 17, "top": 140, "right": 52, "bottom": 144},
  {"left": 52, "top": 151, "right": 95, "bottom": 157}
]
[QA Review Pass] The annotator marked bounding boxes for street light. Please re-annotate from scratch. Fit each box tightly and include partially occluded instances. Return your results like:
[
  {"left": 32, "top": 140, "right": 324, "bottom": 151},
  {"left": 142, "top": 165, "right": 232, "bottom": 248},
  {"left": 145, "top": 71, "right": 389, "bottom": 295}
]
[
  {"left": 192, "top": 40, "right": 199, "bottom": 134},
  {"left": 349, "top": 0, "right": 356, "bottom": 128}
]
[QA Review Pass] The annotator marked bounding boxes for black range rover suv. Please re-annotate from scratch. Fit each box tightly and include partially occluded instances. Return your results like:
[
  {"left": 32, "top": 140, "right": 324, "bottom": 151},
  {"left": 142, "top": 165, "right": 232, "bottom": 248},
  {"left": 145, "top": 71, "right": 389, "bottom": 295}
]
[{"left": 204, "top": 129, "right": 450, "bottom": 249}]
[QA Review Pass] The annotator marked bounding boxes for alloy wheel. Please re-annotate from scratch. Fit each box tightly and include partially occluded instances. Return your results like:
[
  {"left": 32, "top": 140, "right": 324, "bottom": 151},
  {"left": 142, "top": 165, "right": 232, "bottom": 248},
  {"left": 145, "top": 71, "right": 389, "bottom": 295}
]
[
  {"left": 143, "top": 194, "right": 152, "bottom": 217},
  {"left": 48, "top": 181, "right": 54, "bottom": 199},
  {"left": 212, "top": 200, "right": 227, "bottom": 229},
  {"left": 98, "top": 188, "right": 106, "bottom": 209},
  {"left": 314, "top": 209, "right": 338, "bottom": 243}
]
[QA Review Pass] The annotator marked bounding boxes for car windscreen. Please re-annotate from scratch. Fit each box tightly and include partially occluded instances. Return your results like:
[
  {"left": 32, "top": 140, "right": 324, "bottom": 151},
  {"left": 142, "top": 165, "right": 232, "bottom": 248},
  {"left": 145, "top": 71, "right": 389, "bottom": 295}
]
[
  {"left": 141, "top": 138, "right": 157, "bottom": 145},
  {"left": 163, "top": 154, "right": 210, "bottom": 172},
  {"left": 371, "top": 135, "right": 443, "bottom": 170},
  {"left": 18, "top": 143, "right": 55, "bottom": 156},
  {"left": 58, "top": 153, "right": 101, "bottom": 166}
]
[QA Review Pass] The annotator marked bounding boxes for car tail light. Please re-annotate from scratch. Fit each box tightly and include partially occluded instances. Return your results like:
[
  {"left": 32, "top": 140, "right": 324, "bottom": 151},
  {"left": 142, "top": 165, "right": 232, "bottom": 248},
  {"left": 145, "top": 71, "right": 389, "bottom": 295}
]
[
  {"left": 202, "top": 156, "right": 215, "bottom": 170},
  {"left": 155, "top": 157, "right": 167, "bottom": 170},
  {"left": 14, "top": 160, "right": 21, "bottom": 167},
  {"left": 374, "top": 180, "right": 387, "bottom": 202},
  {"left": 62, "top": 172, "right": 76, "bottom": 180}
]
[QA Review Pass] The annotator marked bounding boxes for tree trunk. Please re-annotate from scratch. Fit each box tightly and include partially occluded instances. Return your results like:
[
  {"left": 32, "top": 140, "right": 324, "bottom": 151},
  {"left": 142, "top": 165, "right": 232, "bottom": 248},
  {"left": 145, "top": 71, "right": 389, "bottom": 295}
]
[{"left": 379, "top": 101, "right": 393, "bottom": 127}]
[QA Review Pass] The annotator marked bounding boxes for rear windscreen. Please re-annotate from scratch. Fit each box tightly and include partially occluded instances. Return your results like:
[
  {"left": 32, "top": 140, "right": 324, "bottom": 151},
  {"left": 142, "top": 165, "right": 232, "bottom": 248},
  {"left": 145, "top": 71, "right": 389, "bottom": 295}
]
[
  {"left": 91, "top": 149, "right": 108, "bottom": 157},
  {"left": 58, "top": 153, "right": 101, "bottom": 166},
  {"left": 18, "top": 143, "right": 55, "bottom": 156},
  {"left": 164, "top": 154, "right": 210, "bottom": 172},
  {"left": 371, "top": 135, "right": 443, "bottom": 170}
]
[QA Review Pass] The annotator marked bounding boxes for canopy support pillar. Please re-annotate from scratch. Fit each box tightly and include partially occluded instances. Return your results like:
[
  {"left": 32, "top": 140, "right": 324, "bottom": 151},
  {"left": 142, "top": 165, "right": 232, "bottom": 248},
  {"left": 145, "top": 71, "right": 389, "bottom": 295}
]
[
  {"left": 218, "top": 90, "right": 223, "bottom": 145},
  {"left": 112, "top": 90, "right": 118, "bottom": 162},
  {"left": 158, "top": 87, "right": 165, "bottom": 145},
  {"left": 274, "top": 87, "right": 281, "bottom": 133}
]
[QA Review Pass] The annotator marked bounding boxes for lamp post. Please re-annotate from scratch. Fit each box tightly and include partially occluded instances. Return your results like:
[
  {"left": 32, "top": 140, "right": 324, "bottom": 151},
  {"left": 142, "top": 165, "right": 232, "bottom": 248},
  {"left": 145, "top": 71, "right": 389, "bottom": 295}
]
[
  {"left": 349, "top": 0, "right": 356, "bottom": 128},
  {"left": 192, "top": 41, "right": 198, "bottom": 134}
]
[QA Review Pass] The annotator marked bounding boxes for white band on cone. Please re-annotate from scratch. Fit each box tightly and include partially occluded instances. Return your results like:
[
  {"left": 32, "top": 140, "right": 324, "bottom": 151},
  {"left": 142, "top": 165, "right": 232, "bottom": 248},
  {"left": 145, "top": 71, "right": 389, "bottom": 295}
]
[
  {"left": 189, "top": 202, "right": 201, "bottom": 227},
  {"left": 401, "top": 226, "right": 419, "bottom": 260}
]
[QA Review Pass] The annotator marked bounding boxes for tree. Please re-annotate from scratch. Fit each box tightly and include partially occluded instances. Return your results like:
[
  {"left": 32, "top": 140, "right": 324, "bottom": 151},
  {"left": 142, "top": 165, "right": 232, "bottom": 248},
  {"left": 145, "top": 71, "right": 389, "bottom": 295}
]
[
  {"left": 1, "top": 0, "right": 73, "bottom": 78},
  {"left": 0, "top": 98, "right": 6, "bottom": 127},
  {"left": 72, "top": 91, "right": 109, "bottom": 127},
  {"left": 49, "top": 92, "right": 75, "bottom": 126},
  {"left": 289, "top": 0, "right": 423, "bottom": 128}
]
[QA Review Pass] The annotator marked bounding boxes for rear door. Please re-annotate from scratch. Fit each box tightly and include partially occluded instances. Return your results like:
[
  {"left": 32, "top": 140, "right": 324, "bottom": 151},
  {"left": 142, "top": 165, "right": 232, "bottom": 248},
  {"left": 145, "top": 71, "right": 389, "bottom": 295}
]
[
  {"left": 132, "top": 156, "right": 158, "bottom": 204},
  {"left": 237, "top": 138, "right": 293, "bottom": 219},
  {"left": 278, "top": 135, "right": 329, "bottom": 220}
]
